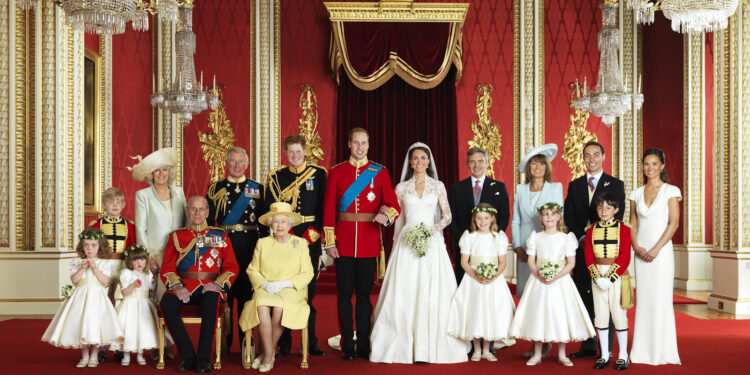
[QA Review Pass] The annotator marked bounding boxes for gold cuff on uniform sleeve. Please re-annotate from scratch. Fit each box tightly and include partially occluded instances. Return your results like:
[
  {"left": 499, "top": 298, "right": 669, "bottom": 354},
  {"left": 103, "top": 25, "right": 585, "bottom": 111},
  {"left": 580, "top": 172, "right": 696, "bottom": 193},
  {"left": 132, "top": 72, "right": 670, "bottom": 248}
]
[
  {"left": 588, "top": 264, "right": 602, "bottom": 281},
  {"left": 604, "top": 264, "right": 621, "bottom": 282},
  {"left": 164, "top": 272, "right": 182, "bottom": 289},
  {"left": 214, "top": 272, "right": 235, "bottom": 289},
  {"left": 383, "top": 207, "right": 398, "bottom": 224},
  {"left": 324, "top": 227, "right": 336, "bottom": 249}
]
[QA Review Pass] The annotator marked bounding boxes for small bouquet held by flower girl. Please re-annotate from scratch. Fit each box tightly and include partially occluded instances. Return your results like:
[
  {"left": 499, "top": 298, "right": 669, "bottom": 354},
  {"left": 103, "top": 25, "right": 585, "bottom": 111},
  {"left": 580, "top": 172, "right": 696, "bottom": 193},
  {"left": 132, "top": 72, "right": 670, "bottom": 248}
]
[
  {"left": 404, "top": 222, "right": 432, "bottom": 257},
  {"left": 60, "top": 284, "right": 74, "bottom": 299},
  {"left": 538, "top": 262, "right": 561, "bottom": 281},
  {"left": 476, "top": 262, "right": 498, "bottom": 279}
]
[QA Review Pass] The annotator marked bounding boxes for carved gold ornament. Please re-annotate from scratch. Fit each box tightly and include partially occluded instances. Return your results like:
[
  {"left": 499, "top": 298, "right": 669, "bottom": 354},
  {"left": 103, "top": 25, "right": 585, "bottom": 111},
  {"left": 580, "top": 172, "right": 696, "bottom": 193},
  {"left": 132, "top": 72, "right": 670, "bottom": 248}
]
[
  {"left": 468, "top": 84, "right": 502, "bottom": 178},
  {"left": 563, "top": 80, "right": 598, "bottom": 180},
  {"left": 298, "top": 84, "right": 325, "bottom": 166},
  {"left": 198, "top": 88, "right": 236, "bottom": 183}
]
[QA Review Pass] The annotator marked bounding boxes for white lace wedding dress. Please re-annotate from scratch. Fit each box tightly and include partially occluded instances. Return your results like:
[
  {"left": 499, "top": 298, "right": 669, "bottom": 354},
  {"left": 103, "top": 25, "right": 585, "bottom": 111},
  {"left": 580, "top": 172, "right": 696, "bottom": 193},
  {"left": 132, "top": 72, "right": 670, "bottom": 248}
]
[{"left": 369, "top": 176, "right": 469, "bottom": 363}]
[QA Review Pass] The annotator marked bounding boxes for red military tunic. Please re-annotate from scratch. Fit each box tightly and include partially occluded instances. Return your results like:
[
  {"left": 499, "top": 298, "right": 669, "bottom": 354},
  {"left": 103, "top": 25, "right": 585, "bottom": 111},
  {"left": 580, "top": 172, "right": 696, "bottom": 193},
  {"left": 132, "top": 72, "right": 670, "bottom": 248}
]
[
  {"left": 323, "top": 157, "right": 400, "bottom": 258},
  {"left": 584, "top": 219, "right": 632, "bottom": 282},
  {"left": 88, "top": 215, "right": 136, "bottom": 255},
  {"left": 160, "top": 224, "right": 239, "bottom": 298}
]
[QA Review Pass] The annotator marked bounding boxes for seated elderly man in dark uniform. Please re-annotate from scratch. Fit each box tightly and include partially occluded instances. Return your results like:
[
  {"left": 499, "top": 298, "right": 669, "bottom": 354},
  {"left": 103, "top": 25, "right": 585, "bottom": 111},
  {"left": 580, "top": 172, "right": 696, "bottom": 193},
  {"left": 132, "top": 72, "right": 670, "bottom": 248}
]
[{"left": 159, "top": 196, "right": 239, "bottom": 373}]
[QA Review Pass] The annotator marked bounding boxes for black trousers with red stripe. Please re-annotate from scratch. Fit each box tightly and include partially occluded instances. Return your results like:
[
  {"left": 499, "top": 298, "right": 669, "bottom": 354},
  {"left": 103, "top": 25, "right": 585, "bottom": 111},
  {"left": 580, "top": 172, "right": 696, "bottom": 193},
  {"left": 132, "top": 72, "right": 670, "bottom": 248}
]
[{"left": 160, "top": 286, "right": 220, "bottom": 363}]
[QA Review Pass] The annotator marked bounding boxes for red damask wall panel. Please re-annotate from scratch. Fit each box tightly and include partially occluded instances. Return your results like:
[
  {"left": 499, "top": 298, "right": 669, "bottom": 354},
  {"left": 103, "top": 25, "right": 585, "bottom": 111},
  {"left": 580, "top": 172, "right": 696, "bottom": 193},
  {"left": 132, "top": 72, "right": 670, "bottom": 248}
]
[
  {"left": 184, "top": 0, "right": 252, "bottom": 196},
  {"left": 280, "top": 0, "right": 337, "bottom": 170},
  {"left": 642, "top": 14, "right": 684, "bottom": 244},
  {"left": 111, "top": 22, "right": 154, "bottom": 219},
  {"left": 84, "top": 34, "right": 99, "bottom": 53},
  {"left": 545, "top": 0, "right": 607, "bottom": 194}
]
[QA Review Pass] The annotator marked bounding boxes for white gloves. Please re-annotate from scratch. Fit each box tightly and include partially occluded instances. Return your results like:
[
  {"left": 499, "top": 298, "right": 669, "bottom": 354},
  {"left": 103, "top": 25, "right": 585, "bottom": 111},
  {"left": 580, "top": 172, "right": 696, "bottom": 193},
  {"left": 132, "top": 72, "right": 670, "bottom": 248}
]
[
  {"left": 261, "top": 280, "right": 294, "bottom": 294},
  {"left": 595, "top": 278, "right": 613, "bottom": 291}
]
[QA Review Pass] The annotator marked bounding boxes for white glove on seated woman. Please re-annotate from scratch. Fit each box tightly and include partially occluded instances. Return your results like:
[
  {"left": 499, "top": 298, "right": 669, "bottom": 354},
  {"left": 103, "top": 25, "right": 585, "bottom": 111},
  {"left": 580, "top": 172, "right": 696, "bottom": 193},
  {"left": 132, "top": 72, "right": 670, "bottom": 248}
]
[{"left": 261, "top": 280, "right": 294, "bottom": 294}]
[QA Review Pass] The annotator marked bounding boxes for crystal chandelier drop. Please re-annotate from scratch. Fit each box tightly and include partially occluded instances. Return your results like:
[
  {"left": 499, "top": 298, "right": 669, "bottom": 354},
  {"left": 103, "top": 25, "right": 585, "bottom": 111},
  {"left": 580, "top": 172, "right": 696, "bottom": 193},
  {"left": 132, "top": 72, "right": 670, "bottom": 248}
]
[
  {"left": 151, "top": 3, "right": 217, "bottom": 124},
  {"left": 17, "top": 1, "right": 180, "bottom": 35},
  {"left": 625, "top": 0, "right": 738, "bottom": 33},
  {"left": 573, "top": 1, "right": 644, "bottom": 127}
]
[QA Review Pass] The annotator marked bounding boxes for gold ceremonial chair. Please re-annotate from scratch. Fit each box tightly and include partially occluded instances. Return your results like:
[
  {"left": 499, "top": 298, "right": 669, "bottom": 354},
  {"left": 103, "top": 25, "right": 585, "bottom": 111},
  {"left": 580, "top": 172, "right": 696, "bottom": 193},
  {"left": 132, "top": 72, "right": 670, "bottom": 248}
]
[
  {"left": 242, "top": 326, "right": 309, "bottom": 369},
  {"left": 156, "top": 303, "right": 230, "bottom": 370}
]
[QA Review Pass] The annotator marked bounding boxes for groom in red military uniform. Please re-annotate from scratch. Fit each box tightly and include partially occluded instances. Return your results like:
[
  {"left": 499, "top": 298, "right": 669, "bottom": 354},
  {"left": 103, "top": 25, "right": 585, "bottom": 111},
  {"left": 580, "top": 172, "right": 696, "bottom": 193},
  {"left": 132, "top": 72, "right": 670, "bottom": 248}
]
[
  {"left": 160, "top": 196, "right": 239, "bottom": 373},
  {"left": 323, "top": 128, "right": 400, "bottom": 361}
]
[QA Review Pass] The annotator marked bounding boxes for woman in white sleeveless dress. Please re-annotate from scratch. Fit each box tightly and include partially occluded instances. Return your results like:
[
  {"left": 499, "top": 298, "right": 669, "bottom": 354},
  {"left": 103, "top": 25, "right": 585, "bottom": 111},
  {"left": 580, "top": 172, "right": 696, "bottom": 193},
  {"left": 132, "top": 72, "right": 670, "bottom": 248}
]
[
  {"left": 628, "top": 148, "right": 682, "bottom": 365},
  {"left": 370, "top": 142, "right": 469, "bottom": 364}
]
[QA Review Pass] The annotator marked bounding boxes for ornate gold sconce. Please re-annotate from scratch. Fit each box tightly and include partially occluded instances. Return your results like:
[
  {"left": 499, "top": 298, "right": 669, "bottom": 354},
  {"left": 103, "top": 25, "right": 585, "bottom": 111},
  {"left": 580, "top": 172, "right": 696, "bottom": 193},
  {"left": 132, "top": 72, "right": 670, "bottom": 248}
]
[
  {"left": 563, "top": 80, "right": 598, "bottom": 180},
  {"left": 298, "top": 84, "right": 324, "bottom": 166},
  {"left": 468, "top": 84, "right": 502, "bottom": 178},
  {"left": 198, "top": 88, "right": 236, "bottom": 182}
]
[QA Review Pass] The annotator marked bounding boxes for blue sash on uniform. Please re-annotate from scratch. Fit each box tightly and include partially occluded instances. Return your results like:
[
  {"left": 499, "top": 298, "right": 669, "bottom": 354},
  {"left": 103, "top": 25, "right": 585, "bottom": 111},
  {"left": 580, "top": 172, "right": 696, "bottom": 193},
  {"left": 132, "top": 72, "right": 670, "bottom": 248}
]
[
  {"left": 176, "top": 229, "right": 223, "bottom": 271},
  {"left": 222, "top": 180, "right": 259, "bottom": 226},
  {"left": 337, "top": 164, "right": 383, "bottom": 212}
]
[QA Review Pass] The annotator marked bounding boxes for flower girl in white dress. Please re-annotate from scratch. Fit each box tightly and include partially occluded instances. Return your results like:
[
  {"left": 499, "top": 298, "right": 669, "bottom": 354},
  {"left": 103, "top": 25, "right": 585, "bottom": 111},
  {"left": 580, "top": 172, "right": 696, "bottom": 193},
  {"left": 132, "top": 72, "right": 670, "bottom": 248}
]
[
  {"left": 42, "top": 228, "right": 124, "bottom": 368},
  {"left": 447, "top": 203, "right": 516, "bottom": 362},
  {"left": 111, "top": 245, "right": 160, "bottom": 366},
  {"left": 509, "top": 203, "right": 594, "bottom": 367}
]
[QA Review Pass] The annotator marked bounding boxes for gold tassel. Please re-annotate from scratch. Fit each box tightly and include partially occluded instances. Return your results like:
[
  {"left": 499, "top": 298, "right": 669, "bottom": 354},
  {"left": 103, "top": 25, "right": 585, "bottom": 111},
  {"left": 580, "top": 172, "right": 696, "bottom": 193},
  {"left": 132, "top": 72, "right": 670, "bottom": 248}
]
[{"left": 620, "top": 275, "right": 635, "bottom": 309}]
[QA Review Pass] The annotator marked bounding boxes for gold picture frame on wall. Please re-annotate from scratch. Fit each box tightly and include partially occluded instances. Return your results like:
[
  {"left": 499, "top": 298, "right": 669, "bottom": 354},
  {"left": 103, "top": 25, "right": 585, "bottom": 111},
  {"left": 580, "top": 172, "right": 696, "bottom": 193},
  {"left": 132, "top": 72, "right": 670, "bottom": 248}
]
[{"left": 84, "top": 48, "right": 103, "bottom": 217}]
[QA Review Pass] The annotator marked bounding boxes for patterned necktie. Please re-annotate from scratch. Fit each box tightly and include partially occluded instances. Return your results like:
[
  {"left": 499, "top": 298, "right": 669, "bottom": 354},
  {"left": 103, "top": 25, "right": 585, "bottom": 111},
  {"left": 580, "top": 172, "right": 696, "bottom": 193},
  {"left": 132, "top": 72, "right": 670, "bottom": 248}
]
[
  {"left": 474, "top": 180, "right": 482, "bottom": 205},
  {"left": 588, "top": 176, "right": 596, "bottom": 192}
]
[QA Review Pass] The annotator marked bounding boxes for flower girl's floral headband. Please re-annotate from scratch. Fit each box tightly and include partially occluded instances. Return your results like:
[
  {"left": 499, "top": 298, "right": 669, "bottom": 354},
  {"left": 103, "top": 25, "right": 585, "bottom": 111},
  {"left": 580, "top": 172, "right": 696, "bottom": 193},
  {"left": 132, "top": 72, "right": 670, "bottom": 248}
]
[
  {"left": 537, "top": 202, "right": 563, "bottom": 215},
  {"left": 78, "top": 229, "right": 105, "bottom": 240},
  {"left": 472, "top": 206, "right": 498, "bottom": 215},
  {"left": 123, "top": 244, "right": 150, "bottom": 258}
]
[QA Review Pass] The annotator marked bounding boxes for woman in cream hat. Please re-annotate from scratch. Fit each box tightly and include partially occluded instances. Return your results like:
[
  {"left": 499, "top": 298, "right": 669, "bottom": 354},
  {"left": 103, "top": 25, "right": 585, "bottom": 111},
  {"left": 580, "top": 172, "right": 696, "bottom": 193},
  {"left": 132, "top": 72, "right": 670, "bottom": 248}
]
[
  {"left": 511, "top": 143, "right": 563, "bottom": 357},
  {"left": 240, "top": 202, "right": 314, "bottom": 372},
  {"left": 131, "top": 147, "right": 186, "bottom": 302}
]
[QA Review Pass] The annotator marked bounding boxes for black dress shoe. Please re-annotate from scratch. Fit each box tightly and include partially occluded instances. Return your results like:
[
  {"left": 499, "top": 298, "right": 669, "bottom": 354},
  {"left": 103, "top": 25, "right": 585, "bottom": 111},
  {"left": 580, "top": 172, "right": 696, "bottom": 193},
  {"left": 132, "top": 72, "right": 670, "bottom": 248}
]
[
  {"left": 113, "top": 351, "right": 124, "bottom": 362},
  {"left": 593, "top": 356, "right": 612, "bottom": 369},
  {"left": 570, "top": 350, "right": 597, "bottom": 358},
  {"left": 342, "top": 351, "right": 356, "bottom": 361},
  {"left": 195, "top": 360, "right": 212, "bottom": 373},
  {"left": 356, "top": 351, "right": 370, "bottom": 360},
  {"left": 614, "top": 358, "right": 630, "bottom": 370},
  {"left": 97, "top": 350, "right": 107, "bottom": 363},
  {"left": 275, "top": 344, "right": 291, "bottom": 358},
  {"left": 307, "top": 346, "right": 327, "bottom": 356},
  {"left": 176, "top": 359, "right": 195, "bottom": 372}
]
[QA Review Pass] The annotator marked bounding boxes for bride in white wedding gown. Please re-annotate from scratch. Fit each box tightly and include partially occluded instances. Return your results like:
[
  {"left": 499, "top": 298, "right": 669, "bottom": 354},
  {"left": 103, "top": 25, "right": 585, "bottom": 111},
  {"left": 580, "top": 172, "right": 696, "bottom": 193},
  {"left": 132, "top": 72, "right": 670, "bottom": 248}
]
[{"left": 370, "top": 142, "right": 469, "bottom": 364}]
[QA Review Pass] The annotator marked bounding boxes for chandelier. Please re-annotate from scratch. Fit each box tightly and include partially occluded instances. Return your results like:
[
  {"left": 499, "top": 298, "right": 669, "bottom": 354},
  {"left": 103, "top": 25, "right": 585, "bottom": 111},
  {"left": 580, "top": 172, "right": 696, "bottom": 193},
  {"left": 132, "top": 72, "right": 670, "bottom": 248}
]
[
  {"left": 17, "top": 0, "right": 182, "bottom": 35},
  {"left": 625, "top": 0, "right": 739, "bottom": 33},
  {"left": 150, "top": 3, "right": 217, "bottom": 124},
  {"left": 573, "top": 1, "right": 644, "bottom": 127}
]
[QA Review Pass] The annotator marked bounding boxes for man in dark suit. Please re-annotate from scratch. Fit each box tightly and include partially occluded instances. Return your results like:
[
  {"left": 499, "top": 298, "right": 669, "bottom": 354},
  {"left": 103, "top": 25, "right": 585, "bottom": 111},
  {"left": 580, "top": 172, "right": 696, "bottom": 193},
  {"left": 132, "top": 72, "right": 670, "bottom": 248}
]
[
  {"left": 449, "top": 147, "right": 510, "bottom": 283},
  {"left": 563, "top": 141, "right": 625, "bottom": 359}
]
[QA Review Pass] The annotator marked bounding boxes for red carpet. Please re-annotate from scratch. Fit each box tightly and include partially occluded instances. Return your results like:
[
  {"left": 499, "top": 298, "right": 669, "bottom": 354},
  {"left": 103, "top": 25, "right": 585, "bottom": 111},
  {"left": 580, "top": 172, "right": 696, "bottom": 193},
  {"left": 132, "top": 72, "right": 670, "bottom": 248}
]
[
  {"left": 2, "top": 293, "right": 747, "bottom": 375},
  {"left": 673, "top": 294, "right": 707, "bottom": 304}
]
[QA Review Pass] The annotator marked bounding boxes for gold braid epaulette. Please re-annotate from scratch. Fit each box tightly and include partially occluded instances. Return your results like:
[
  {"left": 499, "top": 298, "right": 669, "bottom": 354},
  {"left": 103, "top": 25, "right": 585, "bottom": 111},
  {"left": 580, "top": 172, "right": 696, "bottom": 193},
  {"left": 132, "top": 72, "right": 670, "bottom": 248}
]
[
  {"left": 173, "top": 231, "right": 200, "bottom": 265},
  {"left": 206, "top": 181, "right": 228, "bottom": 223}
]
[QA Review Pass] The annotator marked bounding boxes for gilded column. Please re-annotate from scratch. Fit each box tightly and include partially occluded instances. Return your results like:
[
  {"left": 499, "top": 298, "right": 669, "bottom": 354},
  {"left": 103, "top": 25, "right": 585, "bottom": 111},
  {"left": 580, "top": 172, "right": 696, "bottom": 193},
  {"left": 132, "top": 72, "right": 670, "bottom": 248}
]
[
  {"left": 674, "top": 32, "right": 713, "bottom": 290},
  {"left": 100, "top": 35, "right": 112, "bottom": 189},
  {"left": 513, "top": 0, "right": 544, "bottom": 186},
  {"left": 155, "top": 15, "right": 182, "bottom": 185},
  {"left": 254, "top": 0, "right": 280, "bottom": 181},
  {"left": 39, "top": 0, "right": 56, "bottom": 248},
  {"left": 0, "top": 0, "right": 11, "bottom": 249},
  {"left": 709, "top": 2, "right": 750, "bottom": 315}
]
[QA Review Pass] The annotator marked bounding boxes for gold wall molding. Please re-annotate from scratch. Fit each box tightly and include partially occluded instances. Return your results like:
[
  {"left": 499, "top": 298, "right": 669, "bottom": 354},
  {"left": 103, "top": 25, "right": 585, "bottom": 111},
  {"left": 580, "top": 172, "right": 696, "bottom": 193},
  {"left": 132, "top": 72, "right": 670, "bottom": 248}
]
[
  {"left": 0, "top": 0, "right": 11, "bottom": 248},
  {"left": 15, "top": 4, "right": 35, "bottom": 250},
  {"left": 41, "top": 0, "right": 57, "bottom": 248},
  {"left": 467, "top": 84, "right": 502, "bottom": 178},
  {"left": 254, "top": 0, "right": 281, "bottom": 181},
  {"left": 298, "top": 84, "right": 324, "bottom": 166},
  {"left": 155, "top": 15, "right": 182, "bottom": 185},
  {"left": 513, "top": 0, "right": 544, "bottom": 186},
  {"left": 101, "top": 35, "right": 113, "bottom": 192},
  {"left": 683, "top": 32, "right": 707, "bottom": 245},
  {"left": 199, "top": 89, "right": 236, "bottom": 183},
  {"left": 563, "top": 81, "right": 598, "bottom": 181},
  {"left": 323, "top": 1, "right": 469, "bottom": 22},
  {"left": 714, "top": 28, "right": 730, "bottom": 251}
]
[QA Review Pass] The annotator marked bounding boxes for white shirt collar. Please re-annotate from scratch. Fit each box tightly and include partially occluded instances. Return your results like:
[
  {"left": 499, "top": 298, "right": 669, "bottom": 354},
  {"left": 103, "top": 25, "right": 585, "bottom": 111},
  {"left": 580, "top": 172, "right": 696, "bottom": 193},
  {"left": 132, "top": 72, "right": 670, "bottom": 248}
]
[
  {"left": 470, "top": 175, "right": 485, "bottom": 187},
  {"left": 586, "top": 170, "right": 604, "bottom": 184}
]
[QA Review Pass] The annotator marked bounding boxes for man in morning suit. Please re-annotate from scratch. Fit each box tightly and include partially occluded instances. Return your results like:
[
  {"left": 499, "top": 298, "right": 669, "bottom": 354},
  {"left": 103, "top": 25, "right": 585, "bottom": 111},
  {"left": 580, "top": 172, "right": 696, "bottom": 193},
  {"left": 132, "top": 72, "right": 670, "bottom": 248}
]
[
  {"left": 323, "top": 127, "right": 401, "bottom": 361},
  {"left": 160, "top": 196, "right": 240, "bottom": 373},
  {"left": 449, "top": 147, "right": 510, "bottom": 283},
  {"left": 563, "top": 141, "right": 625, "bottom": 359},
  {"left": 205, "top": 147, "right": 266, "bottom": 353},
  {"left": 265, "top": 134, "right": 328, "bottom": 357}
]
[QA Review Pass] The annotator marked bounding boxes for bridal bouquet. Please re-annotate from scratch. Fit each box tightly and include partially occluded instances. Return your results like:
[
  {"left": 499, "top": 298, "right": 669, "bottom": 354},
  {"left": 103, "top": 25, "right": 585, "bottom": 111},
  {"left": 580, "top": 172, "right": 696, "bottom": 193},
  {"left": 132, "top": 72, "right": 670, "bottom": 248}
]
[
  {"left": 476, "top": 262, "right": 497, "bottom": 280},
  {"left": 404, "top": 223, "right": 432, "bottom": 257},
  {"left": 60, "top": 284, "right": 74, "bottom": 299},
  {"left": 538, "top": 262, "right": 561, "bottom": 281}
]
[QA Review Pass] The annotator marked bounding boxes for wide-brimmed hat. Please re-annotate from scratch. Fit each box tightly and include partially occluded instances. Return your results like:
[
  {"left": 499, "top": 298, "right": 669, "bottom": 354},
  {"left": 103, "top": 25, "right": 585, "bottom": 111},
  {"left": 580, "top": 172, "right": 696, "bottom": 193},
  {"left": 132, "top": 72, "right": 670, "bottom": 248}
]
[
  {"left": 518, "top": 143, "right": 558, "bottom": 173},
  {"left": 130, "top": 147, "right": 178, "bottom": 182},
  {"left": 259, "top": 202, "right": 303, "bottom": 227}
]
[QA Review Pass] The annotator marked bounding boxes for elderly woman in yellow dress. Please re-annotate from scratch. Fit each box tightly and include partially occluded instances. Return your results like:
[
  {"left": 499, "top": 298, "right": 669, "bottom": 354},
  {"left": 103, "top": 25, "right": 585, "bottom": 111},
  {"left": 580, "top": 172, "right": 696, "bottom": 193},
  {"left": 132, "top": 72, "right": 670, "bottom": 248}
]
[{"left": 240, "top": 202, "right": 314, "bottom": 372}]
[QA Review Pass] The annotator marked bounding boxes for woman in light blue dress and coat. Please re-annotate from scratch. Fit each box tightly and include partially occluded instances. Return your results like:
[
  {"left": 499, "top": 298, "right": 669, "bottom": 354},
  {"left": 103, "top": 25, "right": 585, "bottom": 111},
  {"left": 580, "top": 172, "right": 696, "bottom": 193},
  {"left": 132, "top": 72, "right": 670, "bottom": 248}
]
[{"left": 511, "top": 144, "right": 563, "bottom": 298}]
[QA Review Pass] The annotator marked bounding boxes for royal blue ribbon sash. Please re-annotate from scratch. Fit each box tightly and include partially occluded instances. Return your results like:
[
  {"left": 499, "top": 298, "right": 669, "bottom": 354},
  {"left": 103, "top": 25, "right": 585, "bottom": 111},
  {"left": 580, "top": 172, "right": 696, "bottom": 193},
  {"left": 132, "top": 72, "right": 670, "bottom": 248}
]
[
  {"left": 338, "top": 164, "right": 382, "bottom": 212},
  {"left": 222, "top": 180, "right": 259, "bottom": 226},
  {"left": 177, "top": 229, "right": 224, "bottom": 271}
]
